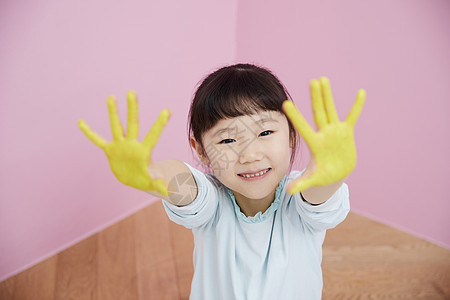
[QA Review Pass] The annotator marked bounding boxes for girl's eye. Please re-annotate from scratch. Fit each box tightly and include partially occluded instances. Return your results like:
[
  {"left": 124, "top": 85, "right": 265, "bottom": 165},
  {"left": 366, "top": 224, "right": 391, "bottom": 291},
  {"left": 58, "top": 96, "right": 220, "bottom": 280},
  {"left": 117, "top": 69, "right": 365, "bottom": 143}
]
[
  {"left": 219, "top": 138, "right": 235, "bottom": 144},
  {"left": 259, "top": 130, "right": 274, "bottom": 137}
]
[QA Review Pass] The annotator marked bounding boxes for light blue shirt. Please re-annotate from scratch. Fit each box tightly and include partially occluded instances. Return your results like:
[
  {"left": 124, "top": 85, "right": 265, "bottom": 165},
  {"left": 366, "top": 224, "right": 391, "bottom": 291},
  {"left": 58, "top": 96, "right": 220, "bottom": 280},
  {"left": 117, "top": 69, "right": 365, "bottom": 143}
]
[{"left": 162, "top": 163, "right": 350, "bottom": 300}]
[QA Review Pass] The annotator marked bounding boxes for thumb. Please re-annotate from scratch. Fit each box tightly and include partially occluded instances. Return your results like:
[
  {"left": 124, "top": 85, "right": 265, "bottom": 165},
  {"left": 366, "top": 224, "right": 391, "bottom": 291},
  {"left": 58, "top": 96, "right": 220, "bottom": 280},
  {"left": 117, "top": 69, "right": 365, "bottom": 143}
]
[
  {"left": 287, "top": 176, "right": 318, "bottom": 194},
  {"left": 151, "top": 179, "right": 169, "bottom": 196}
]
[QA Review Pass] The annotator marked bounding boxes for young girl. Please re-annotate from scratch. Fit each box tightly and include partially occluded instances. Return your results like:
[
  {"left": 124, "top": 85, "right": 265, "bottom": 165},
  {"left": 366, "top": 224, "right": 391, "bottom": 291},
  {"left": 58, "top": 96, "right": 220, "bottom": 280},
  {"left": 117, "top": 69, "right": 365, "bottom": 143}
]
[{"left": 79, "top": 63, "right": 365, "bottom": 299}]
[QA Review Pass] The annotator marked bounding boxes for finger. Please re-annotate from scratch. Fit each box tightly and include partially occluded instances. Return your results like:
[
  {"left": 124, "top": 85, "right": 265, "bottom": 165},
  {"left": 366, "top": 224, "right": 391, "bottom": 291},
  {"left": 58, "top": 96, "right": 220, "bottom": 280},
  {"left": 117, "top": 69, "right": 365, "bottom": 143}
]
[
  {"left": 143, "top": 109, "right": 172, "bottom": 151},
  {"left": 78, "top": 120, "right": 108, "bottom": 149},
  {"left": 107, "top": 95, "right": 124, "bottom": 141},
  {"left": 320, "top": 77, "right": 340, "bottom": 123},
  {"left": 345, "top": 89, "right": 366, "bottom": 127},
  {"left": 282, "top": 100, "right": 315, "bottom": 144},
  {"left": 287, "top": 176, "right": 319, "bottom": 194},
  {"left": 126, "top": 91, "right": 139, "bottom": 140},
  {"left": 310, "top": 79, "right": 327, "bottom": 129}
]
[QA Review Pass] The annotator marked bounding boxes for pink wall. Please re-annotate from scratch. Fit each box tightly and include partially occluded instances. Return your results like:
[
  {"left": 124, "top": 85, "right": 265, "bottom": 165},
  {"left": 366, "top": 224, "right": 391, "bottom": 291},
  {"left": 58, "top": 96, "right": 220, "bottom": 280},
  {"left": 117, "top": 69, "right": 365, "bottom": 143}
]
[
  {"left": 0, "top": 0, "right": 237, "bottom": 280},
  {"left": 236, "top": 0, "right": 450, "bottom": 248},
  {"left": 1, "top": 0, "right": 449, "bottom": 282}
]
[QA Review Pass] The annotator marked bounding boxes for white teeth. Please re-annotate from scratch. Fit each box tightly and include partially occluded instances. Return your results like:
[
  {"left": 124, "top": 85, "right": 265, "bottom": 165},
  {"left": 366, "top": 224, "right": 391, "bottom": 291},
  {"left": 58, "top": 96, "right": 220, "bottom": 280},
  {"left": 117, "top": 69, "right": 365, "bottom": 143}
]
[{"left": 241, "top": 169, "right": 269, "bottom": 178}]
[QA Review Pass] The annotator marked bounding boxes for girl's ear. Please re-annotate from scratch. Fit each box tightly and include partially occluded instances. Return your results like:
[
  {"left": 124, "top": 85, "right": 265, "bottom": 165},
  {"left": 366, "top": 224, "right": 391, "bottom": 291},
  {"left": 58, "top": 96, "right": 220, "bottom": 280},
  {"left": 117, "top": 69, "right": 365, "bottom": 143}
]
[{"left": 190, "top": 136, "right": 210, "bottom": 165}]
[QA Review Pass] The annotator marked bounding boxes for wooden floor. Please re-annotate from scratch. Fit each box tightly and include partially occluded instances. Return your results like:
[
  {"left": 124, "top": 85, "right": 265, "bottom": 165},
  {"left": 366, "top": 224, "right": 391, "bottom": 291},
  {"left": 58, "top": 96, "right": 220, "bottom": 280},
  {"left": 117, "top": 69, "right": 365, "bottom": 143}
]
[{"left": 1, "top": 200, "right": 449, "bottom": 299}]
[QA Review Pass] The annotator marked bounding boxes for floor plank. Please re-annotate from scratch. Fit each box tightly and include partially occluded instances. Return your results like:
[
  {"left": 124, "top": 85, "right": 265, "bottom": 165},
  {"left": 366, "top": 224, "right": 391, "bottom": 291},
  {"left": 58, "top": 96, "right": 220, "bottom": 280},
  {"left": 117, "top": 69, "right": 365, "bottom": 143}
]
[
  {"left": 55, "top": 235, "right": 98, "bottom": 300},
  {"left": 7, "top": 256, "right": 57, "bottom": 300},
  {"left": 322, "top": 213, "right": 450, "bottom": 299},
  {"left": 169, "top": 221, "right": 195, "bottom": 299},
  {"left": 0, "top": 274, "right": 15, "bottom": 300},
  {"left": 134, "top": 202, "right": 180, "bottom": 300},
  {"left": 97, "top": 216, "right": 138, "bottom": 300}
]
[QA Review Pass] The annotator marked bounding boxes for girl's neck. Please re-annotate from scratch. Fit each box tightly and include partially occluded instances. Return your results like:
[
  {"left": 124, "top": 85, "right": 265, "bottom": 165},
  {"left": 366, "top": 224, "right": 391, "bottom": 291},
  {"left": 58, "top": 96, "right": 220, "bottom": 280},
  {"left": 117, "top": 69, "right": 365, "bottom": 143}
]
[{"left": 232, "top": 189, "right": 276, "bottom": 217}]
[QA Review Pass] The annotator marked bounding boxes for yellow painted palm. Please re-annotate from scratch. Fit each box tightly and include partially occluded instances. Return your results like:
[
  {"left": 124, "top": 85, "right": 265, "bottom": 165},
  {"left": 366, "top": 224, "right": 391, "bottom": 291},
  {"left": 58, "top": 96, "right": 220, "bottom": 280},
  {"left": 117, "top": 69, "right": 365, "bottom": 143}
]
[
  {"left": 78, "top": 91, "right": 170, "bottom": 195},
  {"left": 282, "top": 77, "right": 366, "bottom": 194}
]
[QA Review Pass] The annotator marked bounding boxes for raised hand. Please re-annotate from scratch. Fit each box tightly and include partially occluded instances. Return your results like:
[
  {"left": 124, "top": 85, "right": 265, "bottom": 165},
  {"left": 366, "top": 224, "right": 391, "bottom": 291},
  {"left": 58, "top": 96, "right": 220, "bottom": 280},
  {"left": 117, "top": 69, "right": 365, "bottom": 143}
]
[
  {"left": 78, "top": 91, "right": 171, "bottom": 195},
  {"left": 282, "top": 77, "right": 365, "bottom": 194}
]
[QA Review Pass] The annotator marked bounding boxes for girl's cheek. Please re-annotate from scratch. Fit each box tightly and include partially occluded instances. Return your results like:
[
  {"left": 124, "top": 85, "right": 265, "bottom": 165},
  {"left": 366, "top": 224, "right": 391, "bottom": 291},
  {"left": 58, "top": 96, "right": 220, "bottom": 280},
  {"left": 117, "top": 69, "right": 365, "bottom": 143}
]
[{"left": 208, "top": 148, "right": 238, "bottom": 173}]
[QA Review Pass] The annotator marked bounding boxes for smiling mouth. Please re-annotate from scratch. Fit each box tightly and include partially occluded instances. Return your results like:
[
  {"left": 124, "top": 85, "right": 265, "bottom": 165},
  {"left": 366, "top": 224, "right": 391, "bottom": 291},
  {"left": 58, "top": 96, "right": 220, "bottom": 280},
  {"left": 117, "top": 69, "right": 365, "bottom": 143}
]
[{"left": 238, "top": 168, "right": 271, "bottom": 178}]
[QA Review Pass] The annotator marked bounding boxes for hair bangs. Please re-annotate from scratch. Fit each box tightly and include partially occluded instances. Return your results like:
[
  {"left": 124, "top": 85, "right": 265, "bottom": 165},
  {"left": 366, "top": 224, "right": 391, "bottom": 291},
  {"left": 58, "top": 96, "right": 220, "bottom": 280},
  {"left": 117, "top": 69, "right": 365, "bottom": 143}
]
[{"left": 202, "top": 67, "right": 285, "bottom": 125}]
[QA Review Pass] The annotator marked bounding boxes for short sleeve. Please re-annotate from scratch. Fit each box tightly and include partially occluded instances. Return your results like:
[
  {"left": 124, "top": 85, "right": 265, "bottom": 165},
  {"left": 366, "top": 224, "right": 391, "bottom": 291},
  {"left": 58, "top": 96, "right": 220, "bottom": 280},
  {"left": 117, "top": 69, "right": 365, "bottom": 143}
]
[
  {"left": 295, "top": 183, "right": 350, "bottom": 232},
  {"left": 162, "top": 163, "right": 220, "bottom": 229}
]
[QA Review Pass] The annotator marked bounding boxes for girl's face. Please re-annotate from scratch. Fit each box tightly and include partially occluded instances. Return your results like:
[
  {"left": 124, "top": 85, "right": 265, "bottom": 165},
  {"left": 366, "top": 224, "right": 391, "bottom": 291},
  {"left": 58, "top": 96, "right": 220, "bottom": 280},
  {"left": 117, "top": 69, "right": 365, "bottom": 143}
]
[{"left": 191, "top": 111, "right": 292, "bottom": 204}]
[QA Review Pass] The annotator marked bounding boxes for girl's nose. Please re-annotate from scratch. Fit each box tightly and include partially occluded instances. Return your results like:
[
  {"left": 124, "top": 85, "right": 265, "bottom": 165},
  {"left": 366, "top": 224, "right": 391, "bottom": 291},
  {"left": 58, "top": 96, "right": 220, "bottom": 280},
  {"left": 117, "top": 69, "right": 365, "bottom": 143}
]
[{"left": 238, "top": 145, "right": 263, "bottom": 164}]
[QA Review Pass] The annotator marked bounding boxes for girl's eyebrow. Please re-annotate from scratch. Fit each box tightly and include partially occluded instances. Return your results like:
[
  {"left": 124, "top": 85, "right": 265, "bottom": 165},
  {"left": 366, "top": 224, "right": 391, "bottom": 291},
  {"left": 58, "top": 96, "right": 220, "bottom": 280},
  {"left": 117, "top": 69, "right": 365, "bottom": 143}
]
[{"left": 212, "top": 117, "right": 279, "bottom": 137}]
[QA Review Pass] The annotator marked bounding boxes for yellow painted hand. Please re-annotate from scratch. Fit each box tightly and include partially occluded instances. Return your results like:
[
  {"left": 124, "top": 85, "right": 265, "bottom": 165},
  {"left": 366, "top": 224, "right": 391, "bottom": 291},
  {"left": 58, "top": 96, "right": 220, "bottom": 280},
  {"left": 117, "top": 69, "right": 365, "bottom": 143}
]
[
  {"left": 78, "top": 91, "right": 170, "bottom": 195},
  {"left": 282, "top": 77, "right": 366, "bottom": 194}
]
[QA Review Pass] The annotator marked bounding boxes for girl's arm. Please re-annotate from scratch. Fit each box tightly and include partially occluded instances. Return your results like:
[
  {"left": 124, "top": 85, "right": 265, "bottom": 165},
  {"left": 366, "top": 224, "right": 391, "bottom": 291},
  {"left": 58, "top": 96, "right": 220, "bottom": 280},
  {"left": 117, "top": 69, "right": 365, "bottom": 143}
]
[
  {"left": 282, "top": 77, "right": 366, "bottom": 205},
  {"left": 79, "top": 91, "right": 197, "bottom": 207}
]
